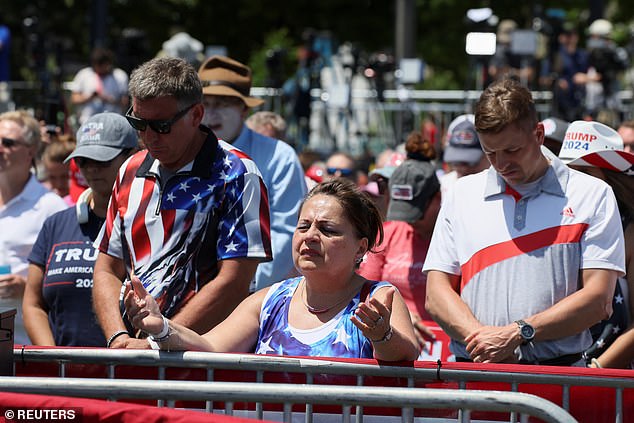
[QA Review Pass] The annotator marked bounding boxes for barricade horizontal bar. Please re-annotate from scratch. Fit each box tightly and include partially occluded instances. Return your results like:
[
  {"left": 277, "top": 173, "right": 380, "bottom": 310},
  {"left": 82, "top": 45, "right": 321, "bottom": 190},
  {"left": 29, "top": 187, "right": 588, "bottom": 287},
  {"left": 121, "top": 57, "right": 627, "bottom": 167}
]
[
  {"left": 0, "top": 377, "right": 576, "bottom": 423},
  {"left": 14, "top": 348, "right": 634, "bottom": 390}
]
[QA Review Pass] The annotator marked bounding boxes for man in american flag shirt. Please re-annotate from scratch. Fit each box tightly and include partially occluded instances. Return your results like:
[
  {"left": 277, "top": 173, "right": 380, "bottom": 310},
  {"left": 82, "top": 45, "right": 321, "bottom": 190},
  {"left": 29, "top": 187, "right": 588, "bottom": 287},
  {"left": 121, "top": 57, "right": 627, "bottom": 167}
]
[{"left": 93, "top": 57, "right": 272, "bottom": 349}]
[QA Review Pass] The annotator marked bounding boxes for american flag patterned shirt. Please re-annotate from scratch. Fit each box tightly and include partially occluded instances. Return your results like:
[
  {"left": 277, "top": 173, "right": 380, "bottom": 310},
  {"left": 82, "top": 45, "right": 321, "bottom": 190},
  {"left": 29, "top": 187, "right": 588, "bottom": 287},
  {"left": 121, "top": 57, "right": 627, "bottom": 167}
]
[
  {"left": 256, "top": 277, "right": 390, "bottom": 358},
  {"left": 95, "top": 127, "right": 272, "bottom": 317}
]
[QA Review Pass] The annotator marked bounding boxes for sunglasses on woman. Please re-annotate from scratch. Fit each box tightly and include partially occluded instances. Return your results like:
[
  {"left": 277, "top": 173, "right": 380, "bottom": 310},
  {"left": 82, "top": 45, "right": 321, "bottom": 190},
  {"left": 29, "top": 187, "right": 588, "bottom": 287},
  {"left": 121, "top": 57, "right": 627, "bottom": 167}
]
[
  {"left": 1, "top": 137, "right": 27, "bottom": 148},
  {"left": 125, "top": 104, "right": 195, "bottom": 134}
]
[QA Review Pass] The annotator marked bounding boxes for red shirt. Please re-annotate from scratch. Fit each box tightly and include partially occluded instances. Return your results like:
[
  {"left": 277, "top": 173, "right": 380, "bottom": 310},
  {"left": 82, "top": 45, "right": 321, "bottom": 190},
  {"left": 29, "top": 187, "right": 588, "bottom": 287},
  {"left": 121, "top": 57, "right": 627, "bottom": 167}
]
[{"left": 358, "top": 220, "right": 432, "bottom": 321}]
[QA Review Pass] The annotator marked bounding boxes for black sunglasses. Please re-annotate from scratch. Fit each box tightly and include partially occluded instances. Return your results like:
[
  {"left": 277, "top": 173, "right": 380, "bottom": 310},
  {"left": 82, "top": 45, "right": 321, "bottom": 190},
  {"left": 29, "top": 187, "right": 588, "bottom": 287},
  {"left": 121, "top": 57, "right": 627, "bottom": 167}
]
[
  {"left": 125, "top": 104, "right": 196, "bottom": 134},
  {"left": 1, "top": 137, "right": 26, "bottom": 148}
]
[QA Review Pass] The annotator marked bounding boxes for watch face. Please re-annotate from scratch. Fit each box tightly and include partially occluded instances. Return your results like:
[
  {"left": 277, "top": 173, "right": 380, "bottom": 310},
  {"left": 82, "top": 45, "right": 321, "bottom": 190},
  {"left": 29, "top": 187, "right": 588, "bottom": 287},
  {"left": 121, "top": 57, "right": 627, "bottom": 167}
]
[{"left": 521, "top": 324, "right": 535, "bottom": 340}]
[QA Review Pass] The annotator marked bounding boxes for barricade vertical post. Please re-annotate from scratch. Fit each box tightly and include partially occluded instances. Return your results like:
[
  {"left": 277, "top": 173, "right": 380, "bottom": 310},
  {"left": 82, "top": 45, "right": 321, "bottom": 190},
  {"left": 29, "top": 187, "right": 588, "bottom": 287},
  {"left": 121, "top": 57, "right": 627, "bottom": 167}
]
[
  {"left": 356, "top": 374, "right": 364, "bottom": 423},
  {"left": 306, "top": 373, "right": 314, "bottom": 423},
  {"left": 283, "top": 403, "right": 292, "bottom": 422},
  {"left": 0, "top": 308, "right": 16, "bottom": 376},
  {"left": 511, "top": 381, "right": 519, "bottom": 423},
  {"left": 157, "top": 367, "right": 166, "bottom": 408},
  {"left": 256, "top": 369, "right": 264, "bottom": 419},
  {"left": 206, "top": 368, "right": 214, "bottom": 413},
  {"left": 616, "top": 388, "right": 623, "bottom": 423}
]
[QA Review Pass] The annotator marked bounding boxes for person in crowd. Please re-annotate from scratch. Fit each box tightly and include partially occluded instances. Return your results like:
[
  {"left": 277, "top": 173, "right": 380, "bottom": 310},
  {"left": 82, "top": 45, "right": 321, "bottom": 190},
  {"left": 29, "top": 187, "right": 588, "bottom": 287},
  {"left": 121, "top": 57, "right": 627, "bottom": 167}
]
[
  {"left": 439, "top": 119, "right": 489, "bottom": 199},
  {"left": 92, "top": 57, "right": 272, "bottom": 349},
  {"left": 40, "top": 139, "right": 75, "bottom": 203},
  {"left": 442, "top": 114, "right": 473, "bottom": 149},
  {"left": 246, "top": 111, "right": 288, "bottom": 141},
  {"left": 423, "top": 78, "right": 625, "bottom": 366},
  {"left": 541, "top": 116, "right": 569, "bottom": 156},
  {"left": 557, "top": 120, "right": 634, "bottom": 368},
  {"left": 304, "top": 162, "right": 326, "bottom": 190},
  {"left": 40, "top": 119, "right": 92, "bottom": 206},
  {"left": 298, "top": 149, "right": 326, "bottom": 190},
  {"left": 439, "top": 114, "right": 473, "bottom": 175},
  {"left": 159, "top": 31, "right": 205, "bottom": 67},
  {"left": 421, "top": 115, "right": 439, "bottom": 148},
  {"left": 124, "top": 179, "right": 419, "bottom": 361},
  {"left": 373, "top": 147, "right": 405, "bottom": 171},
  {"left": 71, "top": 47, "right": 129, "bottom": 125},
  {"left": 585, "top": 19, "right": 629, "bottom": 125},
  {"left": 488, "top": 19, "right": 536, "bottom": 87},
  {"left": 540, "top": 24, "right": 590, "bottom": 122},
  {"left": 298, "top": 149, "right": 323, "bottom": 174},
  {"left": 198, "top": 55, "right": 306, "bottom": 290},
  {"left": 38, "top": 121, "right": 62, "bottom": 146},
  {"left": 0, "top": 110, "right": 67, "bottom": 344},
  {"left": 617, "top": 120, "right": 634, "bottom": 153},
  {"left": 364, "top": 149, "right": 405, "bottom": 221},
  {"left": 23, "top": 113, "right": 139, "bottom": 346},
  {"left": 359, "top": 133, "right": 440, "bottom": 354},
  {"left": 67, "top": 158, "right": 89, "bottom": 205},
  {"left": 325, "top": 151, "right": 359, "bottom": 183}
]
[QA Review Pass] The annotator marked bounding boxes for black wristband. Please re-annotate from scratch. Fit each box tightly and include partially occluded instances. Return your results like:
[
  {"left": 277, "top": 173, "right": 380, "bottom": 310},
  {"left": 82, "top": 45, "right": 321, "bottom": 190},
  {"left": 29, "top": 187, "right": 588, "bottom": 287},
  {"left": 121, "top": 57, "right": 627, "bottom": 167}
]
[{"left": 106, "top": 330, "right": 129, "bottom": 348}]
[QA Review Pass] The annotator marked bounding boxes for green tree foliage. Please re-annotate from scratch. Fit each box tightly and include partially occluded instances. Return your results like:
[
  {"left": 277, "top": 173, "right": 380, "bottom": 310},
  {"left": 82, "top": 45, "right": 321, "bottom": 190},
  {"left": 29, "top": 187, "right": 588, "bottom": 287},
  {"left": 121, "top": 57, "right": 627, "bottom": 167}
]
[{"left": 1, "top": 0, "right": 632, "bottom": 89}]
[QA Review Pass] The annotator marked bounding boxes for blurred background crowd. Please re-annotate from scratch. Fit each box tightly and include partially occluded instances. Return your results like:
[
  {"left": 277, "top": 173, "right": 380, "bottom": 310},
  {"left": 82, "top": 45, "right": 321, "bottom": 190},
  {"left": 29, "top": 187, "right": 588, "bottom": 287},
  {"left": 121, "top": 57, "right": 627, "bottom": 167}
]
[{"left": 1, "top": 0, "right": 634, "bottom": 368}]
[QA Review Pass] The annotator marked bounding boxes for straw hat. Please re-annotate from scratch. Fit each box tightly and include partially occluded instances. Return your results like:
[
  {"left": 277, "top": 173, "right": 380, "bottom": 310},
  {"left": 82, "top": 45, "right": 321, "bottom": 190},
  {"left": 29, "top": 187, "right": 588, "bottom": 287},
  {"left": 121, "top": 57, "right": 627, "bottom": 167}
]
[{"left": 198, "top": 55, "right": 264, "bottom": 108}]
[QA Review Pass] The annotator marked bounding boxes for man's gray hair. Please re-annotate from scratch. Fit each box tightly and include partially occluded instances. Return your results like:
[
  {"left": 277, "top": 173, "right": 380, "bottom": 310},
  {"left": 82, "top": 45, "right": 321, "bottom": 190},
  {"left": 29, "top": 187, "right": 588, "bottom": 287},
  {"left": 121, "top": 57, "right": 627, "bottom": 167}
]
[
  {"left": 246, "top": 111, "right": 287, "bottom": 137},
  {"left": 129, "top": 57, "right": 203, "bottom": 108}
]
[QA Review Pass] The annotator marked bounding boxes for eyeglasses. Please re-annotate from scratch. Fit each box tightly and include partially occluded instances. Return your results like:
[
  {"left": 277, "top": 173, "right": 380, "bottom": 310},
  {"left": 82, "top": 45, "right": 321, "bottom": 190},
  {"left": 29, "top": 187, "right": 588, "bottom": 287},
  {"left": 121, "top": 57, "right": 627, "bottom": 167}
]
[
  {"left": 1, "top": 137, "right": 27, "bottom": 148},
  {"left": 326, "top": 167, "right": 354, "bottom": 177},
  {"left": 125, "top": 104, "right": 196, "bottom": 134}
]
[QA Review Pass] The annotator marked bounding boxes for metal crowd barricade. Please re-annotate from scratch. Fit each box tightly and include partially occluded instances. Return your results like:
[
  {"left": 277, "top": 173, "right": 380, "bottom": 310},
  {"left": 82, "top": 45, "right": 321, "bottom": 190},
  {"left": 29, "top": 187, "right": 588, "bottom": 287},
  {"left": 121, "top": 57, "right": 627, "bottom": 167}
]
[
  {"left": 11, "top": 348, "right": 634, "bottom": 422},
  {"left": 0, "top": 376, "right": 576, "bottom": 423}
]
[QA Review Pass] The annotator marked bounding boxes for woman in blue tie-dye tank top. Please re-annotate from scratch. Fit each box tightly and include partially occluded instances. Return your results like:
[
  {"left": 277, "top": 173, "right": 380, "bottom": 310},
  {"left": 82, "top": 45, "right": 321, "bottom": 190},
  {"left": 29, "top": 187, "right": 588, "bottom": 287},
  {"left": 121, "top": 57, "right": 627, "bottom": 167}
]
[{"left": 124, "top": 180, "right": 419, "bottom": 362}]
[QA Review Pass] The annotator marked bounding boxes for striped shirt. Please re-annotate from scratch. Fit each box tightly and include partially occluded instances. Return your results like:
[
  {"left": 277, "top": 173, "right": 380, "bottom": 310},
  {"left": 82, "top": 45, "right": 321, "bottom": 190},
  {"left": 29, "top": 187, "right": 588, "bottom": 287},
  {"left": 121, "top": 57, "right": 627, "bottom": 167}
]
[{"left": 96, "top": 128, "right": 272, "bottom": 317}]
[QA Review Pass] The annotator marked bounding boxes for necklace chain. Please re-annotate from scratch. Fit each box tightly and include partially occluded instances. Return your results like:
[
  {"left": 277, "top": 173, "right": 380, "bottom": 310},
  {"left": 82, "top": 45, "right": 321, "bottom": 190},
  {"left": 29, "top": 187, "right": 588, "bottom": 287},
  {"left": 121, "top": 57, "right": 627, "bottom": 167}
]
[{"left": 300, "top": 278, "right": 354, "bottom": 315}]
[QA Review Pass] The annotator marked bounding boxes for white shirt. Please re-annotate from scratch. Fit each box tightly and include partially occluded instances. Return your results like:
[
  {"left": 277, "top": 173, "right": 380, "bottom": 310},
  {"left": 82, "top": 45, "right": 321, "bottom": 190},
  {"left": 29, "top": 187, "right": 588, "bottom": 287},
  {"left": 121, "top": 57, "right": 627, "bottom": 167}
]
[
  {"left": 72, "top": 67, "right": 128, "bottom": 124},
  {"left": 0, "top": 175, "right": 67, "bottom": 344},
  {"left": 424, "top": 154, "right": 625, "bottom": 361}
]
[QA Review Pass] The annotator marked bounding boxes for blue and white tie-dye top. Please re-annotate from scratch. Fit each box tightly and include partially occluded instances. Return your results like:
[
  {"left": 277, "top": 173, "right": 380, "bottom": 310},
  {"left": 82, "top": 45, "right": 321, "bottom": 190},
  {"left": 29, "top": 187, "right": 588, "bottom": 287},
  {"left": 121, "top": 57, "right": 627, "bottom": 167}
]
[{"left": 255, "top": 276, "right": 390, "bottom": 358}]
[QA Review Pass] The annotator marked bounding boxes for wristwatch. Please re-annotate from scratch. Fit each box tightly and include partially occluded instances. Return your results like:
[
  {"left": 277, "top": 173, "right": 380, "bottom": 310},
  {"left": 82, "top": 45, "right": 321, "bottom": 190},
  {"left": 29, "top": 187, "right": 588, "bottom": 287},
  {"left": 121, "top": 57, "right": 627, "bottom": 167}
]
[{"left": 515, "top": 320, "right": 535, "bottom": 345}]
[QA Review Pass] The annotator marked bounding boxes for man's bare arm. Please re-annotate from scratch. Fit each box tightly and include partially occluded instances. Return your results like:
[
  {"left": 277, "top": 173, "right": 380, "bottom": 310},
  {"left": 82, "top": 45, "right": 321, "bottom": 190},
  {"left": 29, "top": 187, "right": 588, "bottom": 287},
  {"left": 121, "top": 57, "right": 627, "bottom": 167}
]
[
  {"left": 92, "top": 252, "right": 146, "bottom": 348},
  {"left": 425, "top": 270, "right": 481, "bottom": 342},
  {"left": 466, "top": 268, "right": 617, "bottom": 362}
]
